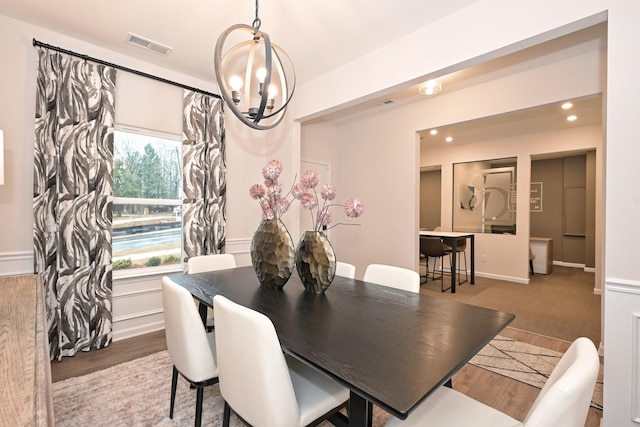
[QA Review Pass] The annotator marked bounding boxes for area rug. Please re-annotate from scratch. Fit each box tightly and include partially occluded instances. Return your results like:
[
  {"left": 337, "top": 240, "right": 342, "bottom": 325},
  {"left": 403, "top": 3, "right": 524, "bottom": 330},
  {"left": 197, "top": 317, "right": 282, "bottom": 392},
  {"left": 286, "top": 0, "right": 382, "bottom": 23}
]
[
  {"left": 469, "top": 335, "right": 603, "bottom": 410},
  {"left": 53, "top": 336, "right": 603, "bottom": 426},
  {"left": 53, "top": 350, "right": 391, "bottom": 426}
]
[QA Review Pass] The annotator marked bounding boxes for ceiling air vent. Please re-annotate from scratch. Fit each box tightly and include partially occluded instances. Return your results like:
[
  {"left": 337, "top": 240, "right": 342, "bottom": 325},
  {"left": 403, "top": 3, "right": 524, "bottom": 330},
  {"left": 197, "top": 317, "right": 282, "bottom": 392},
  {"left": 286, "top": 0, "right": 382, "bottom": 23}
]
[
  {"left": 373, "top": 99, "right": 395, "bottom": 107},
  {"left": 125, "top": 33, "right": 173, "bottom": 56}
]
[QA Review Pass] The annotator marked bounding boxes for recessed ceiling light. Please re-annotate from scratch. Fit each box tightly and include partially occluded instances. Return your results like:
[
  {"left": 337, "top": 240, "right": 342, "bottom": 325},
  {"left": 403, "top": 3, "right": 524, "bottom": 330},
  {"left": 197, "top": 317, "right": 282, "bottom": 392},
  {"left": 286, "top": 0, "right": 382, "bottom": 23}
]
[
  {"left": 567, "top": 115, "right": 578, "bottom": 122},
  {"left": 561, "top": 102, "right": 573, "bottom": 110},
  {"left": 430, "top": 129, "right": 438, "bottom": 135},
  {"left": 445, "top": 136, "right": 453, "bottom": 142},
  {"left": 419, "top": 79, "right": 442, "bottom": 96}
]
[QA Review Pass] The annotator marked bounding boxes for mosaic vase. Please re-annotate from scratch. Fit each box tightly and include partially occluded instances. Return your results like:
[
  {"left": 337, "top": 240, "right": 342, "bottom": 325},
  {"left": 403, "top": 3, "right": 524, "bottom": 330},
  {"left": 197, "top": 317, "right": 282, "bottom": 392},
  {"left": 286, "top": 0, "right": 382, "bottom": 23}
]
[
  {"left": 295, "top": 231, "right": 336, "bottom": 293},
  {"left": 250, "top": 219, "right": 295, "bottom": 288}
]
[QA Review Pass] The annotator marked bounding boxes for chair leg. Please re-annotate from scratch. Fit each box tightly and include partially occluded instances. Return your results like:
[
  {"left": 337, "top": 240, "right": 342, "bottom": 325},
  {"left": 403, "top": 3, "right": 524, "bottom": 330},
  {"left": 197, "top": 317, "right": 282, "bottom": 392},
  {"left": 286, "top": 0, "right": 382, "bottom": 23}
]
[
  {"left": 223, "top": 401, "right": 231, "bottom": 427},
  {"left": 170, "top": 365, "right": 178, "bottom": 418},
  {"left": 195, "top": 386, "right": 204, "bottom": 427},
  {"left": 457, "top": 251, "right": 468, "bottom": 286},
  {"left": 441, "top": 255, "right": 451, "bottom": 292},
  {"left": 530, "top": 259, "right": 534, "bottom": 275}
]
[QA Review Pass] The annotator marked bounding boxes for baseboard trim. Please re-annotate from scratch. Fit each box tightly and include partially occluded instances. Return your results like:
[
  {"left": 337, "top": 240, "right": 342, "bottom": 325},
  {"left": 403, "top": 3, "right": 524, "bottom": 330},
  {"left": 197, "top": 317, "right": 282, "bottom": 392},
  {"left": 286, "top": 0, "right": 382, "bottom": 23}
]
[
  {"left": 0, "top": 251, "right": 34, "bottom": 277},
  {"left": 553, "top": 261, "right": 586, "bottom": 269},
  {"left": 113, "top": 320, "right": 165, "bottom": 342},
  {"left": 475, "top": 271, "right": 529, "bottom": 284}
]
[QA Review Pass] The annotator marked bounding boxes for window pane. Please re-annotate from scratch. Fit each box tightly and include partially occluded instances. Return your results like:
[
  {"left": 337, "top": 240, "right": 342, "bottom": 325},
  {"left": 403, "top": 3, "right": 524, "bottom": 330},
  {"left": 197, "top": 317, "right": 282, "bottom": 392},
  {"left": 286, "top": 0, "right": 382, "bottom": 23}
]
[
  {"left": 113, "top": 203, "right": 182, "bottom": 269},
  {"left": 113, "top": 129, "right": 182, "bottom": 270},
  {"left": 114, "top": 130, "right": 181, "bottom": 200}
]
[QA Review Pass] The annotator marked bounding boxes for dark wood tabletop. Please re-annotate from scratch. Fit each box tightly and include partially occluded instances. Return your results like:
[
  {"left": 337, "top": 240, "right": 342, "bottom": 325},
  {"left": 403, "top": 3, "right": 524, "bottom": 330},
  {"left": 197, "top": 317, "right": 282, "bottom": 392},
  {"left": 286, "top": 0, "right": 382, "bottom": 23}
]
[{"left": 169, "top": 266, "right": 514, "bottom": 426}]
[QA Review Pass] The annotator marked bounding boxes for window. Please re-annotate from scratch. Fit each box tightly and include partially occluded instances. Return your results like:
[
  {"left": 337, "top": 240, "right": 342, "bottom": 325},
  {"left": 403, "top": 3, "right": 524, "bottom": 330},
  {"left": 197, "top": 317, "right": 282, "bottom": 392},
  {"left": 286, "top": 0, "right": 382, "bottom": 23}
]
[{"left": 113, "top": 127, "right": 182, "bottom": 270}]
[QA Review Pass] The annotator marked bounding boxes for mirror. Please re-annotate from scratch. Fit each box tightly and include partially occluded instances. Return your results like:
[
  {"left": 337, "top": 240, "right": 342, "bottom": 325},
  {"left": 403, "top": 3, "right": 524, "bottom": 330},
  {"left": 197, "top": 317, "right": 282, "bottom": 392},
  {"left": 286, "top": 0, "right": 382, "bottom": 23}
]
[{"left": 453, "top": 158, "right": 517, "bottom": 234}]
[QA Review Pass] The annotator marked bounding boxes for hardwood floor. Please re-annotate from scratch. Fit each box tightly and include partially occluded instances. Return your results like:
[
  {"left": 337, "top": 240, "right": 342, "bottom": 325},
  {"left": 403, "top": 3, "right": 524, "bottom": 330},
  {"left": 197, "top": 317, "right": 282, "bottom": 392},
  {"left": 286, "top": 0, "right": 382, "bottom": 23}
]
[
  {"left": 50, "top": 266, "right": 602, "bottom": 426},
  {"left": 51, "top": 329, "right": 167, "bottom": 383}
]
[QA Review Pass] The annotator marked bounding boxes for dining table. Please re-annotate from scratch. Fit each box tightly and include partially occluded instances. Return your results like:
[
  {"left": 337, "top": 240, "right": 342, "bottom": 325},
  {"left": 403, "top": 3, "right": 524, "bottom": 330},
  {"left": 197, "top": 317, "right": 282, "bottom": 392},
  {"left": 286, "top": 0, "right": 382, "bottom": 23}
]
[
  {"left": 419, "top": 230, "right": 475, "bottom": 293},
  {"left": 169, "top": 266, "right": 514, "bottom": 427}
]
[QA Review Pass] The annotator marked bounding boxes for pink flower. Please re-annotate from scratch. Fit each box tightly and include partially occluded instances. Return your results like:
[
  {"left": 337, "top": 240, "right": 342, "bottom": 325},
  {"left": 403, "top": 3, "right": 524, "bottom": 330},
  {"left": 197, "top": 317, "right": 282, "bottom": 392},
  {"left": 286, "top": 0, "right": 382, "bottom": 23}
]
[
  {"left": 260, "top": 199, "right": 274, "bottom": 220},
  {"left": 300, "top": 193, "right": 318, "bottom": 210},
  {"left": 291, "top": 183, "right": 308, "bottom": 200},
  {"left": 301, "top": 170, "right": 320, "bottom": 189},
  {"left": 266, "top": 184, "right": 282, "bottom": 199},
  {"left": 249, "top": 184, "right": 265, "bottom": 200},
  {"left": 320, "top": 184, "right": 336, "bottom": 201},
  {"left": 275, "top": 198, "right": 290, "bottom": 216},
  {"left": 262, "top": 160, "right": 283, "bottom": 180},
  {"left": 317, "top": 209, "right": 332, "bottom": 227},
  {"left": 344, "top": 198, "right": 364, "bottom": 218}
]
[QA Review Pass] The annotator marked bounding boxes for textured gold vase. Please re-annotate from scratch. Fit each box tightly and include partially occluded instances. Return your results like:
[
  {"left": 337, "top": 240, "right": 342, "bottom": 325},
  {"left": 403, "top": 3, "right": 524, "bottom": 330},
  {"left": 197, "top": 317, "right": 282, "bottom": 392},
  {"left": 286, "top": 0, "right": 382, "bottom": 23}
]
[
  {"left": 295, "top": 231, "right": 336, "bottom": 293},
  {"left": 250, "top": 219, "right": 295, "bottom": 288}
]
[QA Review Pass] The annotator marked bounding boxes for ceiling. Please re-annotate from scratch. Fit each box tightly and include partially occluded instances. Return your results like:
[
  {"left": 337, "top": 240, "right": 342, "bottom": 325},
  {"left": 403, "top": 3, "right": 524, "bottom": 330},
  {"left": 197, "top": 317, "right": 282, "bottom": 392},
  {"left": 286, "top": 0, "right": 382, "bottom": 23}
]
[
  {"left": 0, "top": 1, "right": 604, "bottom": 145},
  {"left": 0, "top": 0, "right": 478, "bottom": 85}
]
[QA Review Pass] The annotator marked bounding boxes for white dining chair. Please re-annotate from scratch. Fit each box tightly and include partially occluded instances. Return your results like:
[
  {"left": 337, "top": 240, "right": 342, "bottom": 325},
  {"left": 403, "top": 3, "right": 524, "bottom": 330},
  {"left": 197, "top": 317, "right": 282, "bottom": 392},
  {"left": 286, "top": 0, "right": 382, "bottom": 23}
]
[
  {"left": 363, "top": 263, "right": 421, "bottom": 293},
  {"left": 187, "top": 253, "right": 236, "bottom": 330},
  {"left": 187, "top": 253, "right": 236, "bottom": 274},
  {"left": 213, "top": 295, "right": 350, "bottom": 427},
  {"left": 384, "top": 336, "right": 599, "bottom": 427},
  {"left": 335, "top": 261, "right": 356, "bottom": 279},
  {"left": 162, "top": 276, "right": 218, "bottom": 427}
]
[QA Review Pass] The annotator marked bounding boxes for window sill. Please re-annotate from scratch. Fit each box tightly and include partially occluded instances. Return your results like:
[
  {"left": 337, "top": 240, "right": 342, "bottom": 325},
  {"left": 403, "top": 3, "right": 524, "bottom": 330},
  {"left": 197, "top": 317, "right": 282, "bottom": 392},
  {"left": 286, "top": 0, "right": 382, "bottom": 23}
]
[{"left": 113, "top": 263, "right": 184, "bottom": 281}]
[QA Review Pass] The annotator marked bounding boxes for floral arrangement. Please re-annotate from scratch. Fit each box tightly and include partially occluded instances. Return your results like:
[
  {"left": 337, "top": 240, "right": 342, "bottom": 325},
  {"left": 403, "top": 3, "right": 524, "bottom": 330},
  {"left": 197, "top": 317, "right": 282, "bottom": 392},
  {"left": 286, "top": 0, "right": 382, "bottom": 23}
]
[
  {"left": 249, "top": 160, "right": 364, "bottom": 230},
  {"left": 292, "top": 169, "right": 364, "bottom": 232},
  {"left": 249, "top": 160, "right": 296, "bottom": 220}
]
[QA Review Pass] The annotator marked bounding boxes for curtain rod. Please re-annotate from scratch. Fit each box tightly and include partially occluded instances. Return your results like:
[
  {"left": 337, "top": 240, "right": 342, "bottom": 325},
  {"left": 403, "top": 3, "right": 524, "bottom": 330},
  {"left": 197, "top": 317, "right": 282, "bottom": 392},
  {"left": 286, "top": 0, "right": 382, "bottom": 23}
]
[{"left": 32, "top": 38, "right": 221, "bottom": 99}]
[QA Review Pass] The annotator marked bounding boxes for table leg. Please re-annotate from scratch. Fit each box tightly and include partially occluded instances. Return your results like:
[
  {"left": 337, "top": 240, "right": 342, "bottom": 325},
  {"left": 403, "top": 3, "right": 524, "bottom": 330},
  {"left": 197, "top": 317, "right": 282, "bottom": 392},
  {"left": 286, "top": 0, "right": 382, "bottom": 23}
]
[
  {"left": 348, "top": 392, "right": 373, "bottom": 427},
  {"left": 451, "top": 239, "right": 457, "bottom": 293},
  {"left": 470, "top": 234, "right": 475, "bottom": 285},
  {"left": 198, "top": 302, "right": 208, "bottom": 325}
]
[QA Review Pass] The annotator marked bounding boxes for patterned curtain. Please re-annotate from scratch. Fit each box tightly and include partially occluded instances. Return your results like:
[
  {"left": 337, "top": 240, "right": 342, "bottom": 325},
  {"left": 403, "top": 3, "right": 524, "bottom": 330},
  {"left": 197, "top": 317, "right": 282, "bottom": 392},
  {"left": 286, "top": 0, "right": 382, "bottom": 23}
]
[
  {"left": 182, "top": 91, "right": 226, "bottom": 260},
  {"left": 33, "top": 47, "right": 116, "bottom": 360}
]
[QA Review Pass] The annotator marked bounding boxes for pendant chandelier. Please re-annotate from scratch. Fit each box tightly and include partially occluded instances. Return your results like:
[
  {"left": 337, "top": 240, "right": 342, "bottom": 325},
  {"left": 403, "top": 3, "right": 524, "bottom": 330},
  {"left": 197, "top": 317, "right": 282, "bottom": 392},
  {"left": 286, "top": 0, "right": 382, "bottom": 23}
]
[{"left": 214, "top": 0, "right": 296, "bottom": 130}]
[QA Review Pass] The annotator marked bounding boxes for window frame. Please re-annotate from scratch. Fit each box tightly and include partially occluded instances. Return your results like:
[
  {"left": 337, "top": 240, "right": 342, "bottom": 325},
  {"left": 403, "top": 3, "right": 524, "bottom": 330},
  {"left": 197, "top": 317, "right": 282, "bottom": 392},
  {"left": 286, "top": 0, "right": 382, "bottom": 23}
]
[{"left": 112, "top": 125, "right": 184, "bottom": 278}]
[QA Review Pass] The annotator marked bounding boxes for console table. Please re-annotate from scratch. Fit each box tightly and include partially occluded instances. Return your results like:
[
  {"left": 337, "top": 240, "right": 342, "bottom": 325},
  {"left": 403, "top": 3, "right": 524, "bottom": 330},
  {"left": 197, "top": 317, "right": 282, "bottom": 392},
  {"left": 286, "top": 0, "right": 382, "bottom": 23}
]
[{"left": 0, "top": 274, "right": 55, "bottom": 426}]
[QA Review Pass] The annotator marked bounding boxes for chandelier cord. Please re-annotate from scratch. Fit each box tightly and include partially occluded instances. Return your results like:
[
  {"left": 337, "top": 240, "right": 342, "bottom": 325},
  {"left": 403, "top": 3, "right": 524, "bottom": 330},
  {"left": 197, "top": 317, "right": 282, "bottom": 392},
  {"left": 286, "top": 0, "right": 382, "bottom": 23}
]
[{"left": 252, "top": 0, "right": 262, "bottom": 30}]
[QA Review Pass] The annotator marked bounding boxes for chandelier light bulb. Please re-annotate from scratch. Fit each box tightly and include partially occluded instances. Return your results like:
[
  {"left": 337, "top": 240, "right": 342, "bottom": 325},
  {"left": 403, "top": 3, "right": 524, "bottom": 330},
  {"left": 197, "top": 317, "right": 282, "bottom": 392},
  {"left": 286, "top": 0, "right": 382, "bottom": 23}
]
[
  {"left": 229, "top": 75, "right": 243, "bottom": 104},
  {"left": 268, "top": 84, "right": 278, "bottom": 98},
  {"left": 229, "top": 75, "right": 243, "bottom": 91},
  {"left": 256, "top": 67, "right": 267, "bottom": 83}
]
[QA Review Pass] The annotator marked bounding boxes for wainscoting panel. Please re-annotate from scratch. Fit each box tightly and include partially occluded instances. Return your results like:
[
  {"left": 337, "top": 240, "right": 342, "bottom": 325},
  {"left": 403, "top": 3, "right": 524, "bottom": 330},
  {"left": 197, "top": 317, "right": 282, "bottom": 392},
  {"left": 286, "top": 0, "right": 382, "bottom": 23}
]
[
  {"left": 632, "top": 312, "right": 640, "bottom": 424},
  {"left": 112, "top": 237, "right": 251, "bottom": 341},
  {"left": 605, "top": 277, "right": 640, "bottom": 425}
]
